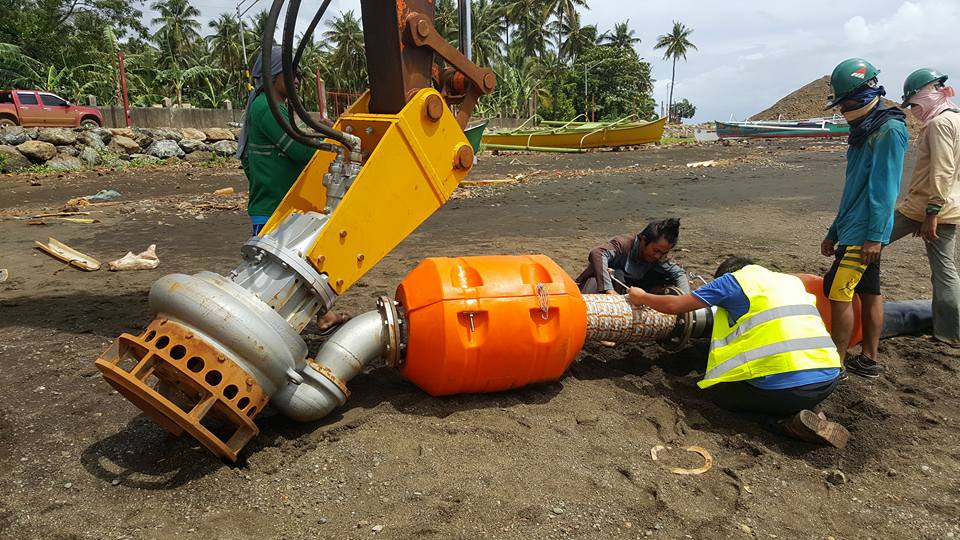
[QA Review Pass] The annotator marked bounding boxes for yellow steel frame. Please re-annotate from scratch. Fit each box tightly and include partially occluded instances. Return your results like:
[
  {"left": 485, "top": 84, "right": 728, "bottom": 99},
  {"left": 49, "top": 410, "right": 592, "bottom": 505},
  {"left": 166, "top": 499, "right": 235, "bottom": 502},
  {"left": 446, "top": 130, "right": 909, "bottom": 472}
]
[{"left": 262, "top": 88, "right": 473, "bottom": 295}]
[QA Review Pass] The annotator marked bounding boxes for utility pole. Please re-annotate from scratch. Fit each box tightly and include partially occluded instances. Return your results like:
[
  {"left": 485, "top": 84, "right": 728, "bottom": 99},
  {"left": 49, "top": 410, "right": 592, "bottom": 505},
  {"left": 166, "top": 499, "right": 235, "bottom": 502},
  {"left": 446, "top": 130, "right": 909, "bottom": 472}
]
[
  {"left": 117, "top": 50, "right": 132, "bottom": 127},
  {"left": 236, "top": 0, "right": 260, "bottom": 92},
  {"left": 457, "top": 0, "right": 472, "bottom": 61}
]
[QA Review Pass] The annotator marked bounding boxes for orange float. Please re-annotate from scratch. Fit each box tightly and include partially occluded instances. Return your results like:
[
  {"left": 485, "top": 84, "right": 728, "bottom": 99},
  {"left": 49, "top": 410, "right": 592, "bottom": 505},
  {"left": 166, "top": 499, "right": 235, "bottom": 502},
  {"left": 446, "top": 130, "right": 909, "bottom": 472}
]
[
  {"left": 396, "top": 255, "right": 587, "bottom": 396},
  {"left": 795, "top": 273, "right": 863, "bottom": 347}
]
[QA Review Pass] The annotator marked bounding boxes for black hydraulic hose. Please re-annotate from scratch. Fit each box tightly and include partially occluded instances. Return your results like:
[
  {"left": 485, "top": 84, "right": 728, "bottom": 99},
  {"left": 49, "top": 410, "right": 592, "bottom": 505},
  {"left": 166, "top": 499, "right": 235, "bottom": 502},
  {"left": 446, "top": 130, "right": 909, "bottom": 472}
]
[
  {"left": 294, "top": 0, "right": 332, "bottom": 67},
  {"left": 261, "top": 0, "right": 347, "bottom": 151},
  {"left": 281, "top": 0, "right": 356, "bottom": 150}
]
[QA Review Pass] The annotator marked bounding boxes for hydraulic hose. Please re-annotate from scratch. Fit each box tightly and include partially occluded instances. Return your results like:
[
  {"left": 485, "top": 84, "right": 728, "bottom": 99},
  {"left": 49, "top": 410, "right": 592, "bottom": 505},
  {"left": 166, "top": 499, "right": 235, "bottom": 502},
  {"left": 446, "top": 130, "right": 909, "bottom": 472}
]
[
  {"left": 294, "top": 0, "right": 332, "bottom": 67},
  {"left": 260, "top": 0, "right": 355, "bottom": 152},
  {"left": 280, "top": 0, "right": 357, "bottom": 150}
]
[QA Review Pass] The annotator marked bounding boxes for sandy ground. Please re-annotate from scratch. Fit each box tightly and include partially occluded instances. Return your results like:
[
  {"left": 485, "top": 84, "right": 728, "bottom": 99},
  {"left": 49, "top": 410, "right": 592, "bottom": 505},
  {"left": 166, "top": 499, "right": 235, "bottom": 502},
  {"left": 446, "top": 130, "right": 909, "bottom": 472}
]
[{"left": 1, "top": 140, "right": 959, "bottom": 540}]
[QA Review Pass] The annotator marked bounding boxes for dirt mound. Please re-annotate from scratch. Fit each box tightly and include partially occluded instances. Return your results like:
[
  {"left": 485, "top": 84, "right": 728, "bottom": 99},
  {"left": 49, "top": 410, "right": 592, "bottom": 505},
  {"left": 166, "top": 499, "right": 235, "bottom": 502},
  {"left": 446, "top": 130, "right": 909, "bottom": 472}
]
[{"left": 752, "top": 76, "right": 921, "bottom": 132}]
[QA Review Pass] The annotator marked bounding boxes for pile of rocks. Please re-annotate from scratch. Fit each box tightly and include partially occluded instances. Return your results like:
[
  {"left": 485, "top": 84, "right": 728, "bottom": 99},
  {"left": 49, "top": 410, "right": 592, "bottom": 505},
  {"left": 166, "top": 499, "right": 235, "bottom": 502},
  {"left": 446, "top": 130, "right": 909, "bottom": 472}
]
[{"left": 0, "top": 126, "right": 241, "bottom": 173}]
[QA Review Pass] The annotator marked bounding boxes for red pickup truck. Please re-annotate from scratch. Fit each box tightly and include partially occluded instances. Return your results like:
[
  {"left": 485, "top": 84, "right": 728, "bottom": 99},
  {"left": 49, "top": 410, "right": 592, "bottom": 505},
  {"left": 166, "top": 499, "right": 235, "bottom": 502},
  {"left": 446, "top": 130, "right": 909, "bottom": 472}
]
[{"left": 0, "top": 90, "right": 103, "bottom": 128}]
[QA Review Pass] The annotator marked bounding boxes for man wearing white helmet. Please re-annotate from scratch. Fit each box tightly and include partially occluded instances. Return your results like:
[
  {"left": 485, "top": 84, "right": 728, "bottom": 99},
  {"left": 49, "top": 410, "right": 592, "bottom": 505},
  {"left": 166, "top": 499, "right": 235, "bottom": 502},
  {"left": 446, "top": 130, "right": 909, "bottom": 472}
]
[{"left": 888, "top": 68, "right": 960, "bottom": 347}]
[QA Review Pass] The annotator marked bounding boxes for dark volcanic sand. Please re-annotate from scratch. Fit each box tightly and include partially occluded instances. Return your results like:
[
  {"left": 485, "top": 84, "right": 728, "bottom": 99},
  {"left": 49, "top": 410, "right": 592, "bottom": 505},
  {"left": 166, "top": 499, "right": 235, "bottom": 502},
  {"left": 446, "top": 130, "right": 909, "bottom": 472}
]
[{"left": 1, "top": 141, "right": 958, "bottom": 540}]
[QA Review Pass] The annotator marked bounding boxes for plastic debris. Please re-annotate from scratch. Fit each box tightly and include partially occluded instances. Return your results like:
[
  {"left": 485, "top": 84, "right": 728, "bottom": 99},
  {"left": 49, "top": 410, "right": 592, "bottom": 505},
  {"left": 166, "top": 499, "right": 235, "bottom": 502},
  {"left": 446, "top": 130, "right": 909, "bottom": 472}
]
[
  {"left": 87, "top": 189, "right": 121, "bottom": 202},
  {"left": 650, "top": 444, "right": 714, "bottom": 475},
  {"left": 214, "top": 187, "right": 235, "bottom": 196},
  {"left": 34, "top": 237, "right": 101, "bottom": 271},
  {"left": 31, "top": 211, "right": 91, "bottom": 219},
  {"left": 108, "top": 244, "right": 159, "bottom": 271},
  {"left": 686, "top": 160, "right": 716, "bottom": 168},
  {"left": 0, "top": 269, "right": 7, "bottom": 283},
  {"left": 60, "top": 217, "right": 100, "bottom": 224}
]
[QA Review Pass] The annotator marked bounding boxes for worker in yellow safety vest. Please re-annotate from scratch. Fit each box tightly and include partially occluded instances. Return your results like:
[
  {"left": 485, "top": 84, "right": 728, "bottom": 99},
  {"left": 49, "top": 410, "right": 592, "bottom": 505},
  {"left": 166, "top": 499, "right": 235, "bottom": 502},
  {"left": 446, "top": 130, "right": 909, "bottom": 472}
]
[{"left": 628, "top": 256, "right": 849, "bottom": 448}]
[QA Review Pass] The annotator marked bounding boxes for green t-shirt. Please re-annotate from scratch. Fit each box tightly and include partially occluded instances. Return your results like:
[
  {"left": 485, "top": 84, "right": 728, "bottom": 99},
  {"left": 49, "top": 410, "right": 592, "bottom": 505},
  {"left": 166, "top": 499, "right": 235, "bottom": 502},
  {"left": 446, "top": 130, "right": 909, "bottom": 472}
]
[{"left": 243, "top": 92, "right": 316, "bottom": 217}]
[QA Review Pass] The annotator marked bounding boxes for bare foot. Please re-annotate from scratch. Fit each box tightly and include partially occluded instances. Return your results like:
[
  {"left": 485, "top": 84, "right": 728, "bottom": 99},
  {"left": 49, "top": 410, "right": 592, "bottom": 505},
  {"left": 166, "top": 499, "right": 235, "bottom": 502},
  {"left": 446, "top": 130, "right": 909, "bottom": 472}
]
[{"left": 318, "top": 311, "right": 352, "bottom": 332}]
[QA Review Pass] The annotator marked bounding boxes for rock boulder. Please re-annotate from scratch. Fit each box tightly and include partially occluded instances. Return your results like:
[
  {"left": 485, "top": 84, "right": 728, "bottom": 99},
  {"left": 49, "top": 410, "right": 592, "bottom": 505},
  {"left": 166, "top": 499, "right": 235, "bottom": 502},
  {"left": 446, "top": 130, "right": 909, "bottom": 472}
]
[
  {"left": 78, "top": 131, "right": 105, "bottom": 150},
  {"left": 56, "top": 145, "right": 79, "bottom": 157},
  {"left": 145, "top": 140, "right": 185, "bottom": 159},
  {"left": 45, "top": 154, "right": 84, "bottom": 171},
  {"left": 178, "top": 139, "right": 208, "bottom": 153},
  {"left": 0, "top": 145, "right": 31, "bottom": 172},
  {"left": 79, "top": 146, "right": 100, "bottom": 167},
  {"left": 204, "top": 128, "right": 235, "bottom": 142},
  {"left": 210, "top": 140, "right": 238, "bottom": 157},
  {"left": 0, "top": 126, "right": 29, "bottom": 146},
  {"left": 110, "top": 128, "right": 134, "bottom": 139},
  {"left": 185, "top": 150, "right": 214, "bottom": 163},
  {"left": 38, "top": 128, "right": 78, "bottom": 145},
  {"left": 17, "top": 140, "right": 57, "bottom": 162},
  {"left": 180, "top": 128, "right": 207, "bottom": 141},
  {"left": 109, "top": 135, "right": 140, "bottom": 155}
]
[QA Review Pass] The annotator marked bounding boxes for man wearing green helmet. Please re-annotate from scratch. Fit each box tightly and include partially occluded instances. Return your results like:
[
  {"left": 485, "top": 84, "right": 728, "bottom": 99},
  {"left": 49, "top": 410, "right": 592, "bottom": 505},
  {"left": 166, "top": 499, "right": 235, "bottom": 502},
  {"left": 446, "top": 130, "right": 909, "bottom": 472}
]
[
  {"left": 820, "top": 58, "right": 909, "bottom": 378},
  {"left": 887, "top": 68, "right": 960, "bottom": 346}
]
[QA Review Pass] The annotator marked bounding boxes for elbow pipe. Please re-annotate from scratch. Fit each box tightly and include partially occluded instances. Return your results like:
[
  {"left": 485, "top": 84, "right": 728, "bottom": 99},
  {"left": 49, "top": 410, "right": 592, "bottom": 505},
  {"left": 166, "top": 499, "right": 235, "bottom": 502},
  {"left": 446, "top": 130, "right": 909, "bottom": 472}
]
[{"left": 271, "top": 310, "right": 389, "bottom": 422}]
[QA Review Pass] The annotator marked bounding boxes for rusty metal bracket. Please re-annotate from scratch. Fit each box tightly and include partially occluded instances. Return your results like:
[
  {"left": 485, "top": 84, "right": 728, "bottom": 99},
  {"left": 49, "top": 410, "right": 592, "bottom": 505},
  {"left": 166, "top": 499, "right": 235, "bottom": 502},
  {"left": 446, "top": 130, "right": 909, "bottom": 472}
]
[{"left": 403, "top": 11, "right": 496, "bottom": 127}]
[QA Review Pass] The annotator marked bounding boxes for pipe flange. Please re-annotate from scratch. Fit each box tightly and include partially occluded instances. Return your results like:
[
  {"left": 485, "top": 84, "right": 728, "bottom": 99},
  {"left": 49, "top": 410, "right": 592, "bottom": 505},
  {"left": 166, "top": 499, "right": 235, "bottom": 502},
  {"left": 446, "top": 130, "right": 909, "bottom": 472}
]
[
  {"left": 658, "top": 286, "right": 695, "bottom": 352},
  {"left": 242, "top": 236, "right": 338, "bottom": 310},
  {"left": 307, "top": 359, "right": 351, "bottom": 399},
  {"left": 377, "top": 296, "right": 402, "bottom": 368}
]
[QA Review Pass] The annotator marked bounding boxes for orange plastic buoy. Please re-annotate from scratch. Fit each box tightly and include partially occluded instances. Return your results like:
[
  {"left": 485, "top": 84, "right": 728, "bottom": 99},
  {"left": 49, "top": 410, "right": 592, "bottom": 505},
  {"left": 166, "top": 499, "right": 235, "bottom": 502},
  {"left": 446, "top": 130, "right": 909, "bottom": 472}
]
[
  {"left": 396, "top": 255, "right": 587, "bottom": 396},
  {"left": 794, "top": 273, "right": 863, "bottom": 347}
]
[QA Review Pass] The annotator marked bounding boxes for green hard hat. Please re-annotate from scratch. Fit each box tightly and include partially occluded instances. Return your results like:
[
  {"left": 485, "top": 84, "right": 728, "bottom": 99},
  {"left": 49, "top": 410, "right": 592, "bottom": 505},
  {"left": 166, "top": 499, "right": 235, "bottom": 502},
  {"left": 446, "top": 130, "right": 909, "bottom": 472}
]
[
  {"left": 824, "top": 58, "right": 880, "bottom": 110},
  {"left": 901, "top": 68, "right": 949, "bottom": 106}
]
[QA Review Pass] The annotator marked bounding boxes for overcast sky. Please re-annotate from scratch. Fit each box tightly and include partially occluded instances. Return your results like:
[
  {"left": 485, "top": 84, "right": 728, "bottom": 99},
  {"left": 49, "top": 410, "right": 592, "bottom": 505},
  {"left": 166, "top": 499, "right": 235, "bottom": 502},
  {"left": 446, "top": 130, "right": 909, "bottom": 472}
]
[{"left": 186, "top": 0, "right": 960, "bottom": 123}]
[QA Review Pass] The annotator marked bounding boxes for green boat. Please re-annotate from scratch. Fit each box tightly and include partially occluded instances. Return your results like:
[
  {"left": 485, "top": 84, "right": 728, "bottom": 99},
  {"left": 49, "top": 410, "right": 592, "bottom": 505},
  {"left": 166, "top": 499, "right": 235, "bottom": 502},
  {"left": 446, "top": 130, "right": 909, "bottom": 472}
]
[
  {"left": 463, "top": 121, "right": 487, "bottom": 153},
  {"left": 716, "top": 117, "right": 849, "bottom": 139}
]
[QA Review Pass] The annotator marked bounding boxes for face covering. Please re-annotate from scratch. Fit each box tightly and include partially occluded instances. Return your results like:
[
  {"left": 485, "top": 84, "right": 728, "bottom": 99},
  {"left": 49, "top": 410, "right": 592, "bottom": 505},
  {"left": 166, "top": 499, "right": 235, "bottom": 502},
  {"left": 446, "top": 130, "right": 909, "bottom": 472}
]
[
  {"left": 908, "top": 84, "right": 959, "bottom": 126},
  {"left": 237, "top": 47, "right": 285, "bottom": 160}
]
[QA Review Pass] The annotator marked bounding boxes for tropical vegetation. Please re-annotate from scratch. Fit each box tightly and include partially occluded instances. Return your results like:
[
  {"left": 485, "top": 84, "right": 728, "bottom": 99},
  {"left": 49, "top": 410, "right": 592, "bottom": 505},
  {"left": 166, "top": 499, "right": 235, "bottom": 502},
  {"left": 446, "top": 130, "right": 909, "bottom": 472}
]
[{"left": 0, "top": 0, "right": 690, "bottom": 122}]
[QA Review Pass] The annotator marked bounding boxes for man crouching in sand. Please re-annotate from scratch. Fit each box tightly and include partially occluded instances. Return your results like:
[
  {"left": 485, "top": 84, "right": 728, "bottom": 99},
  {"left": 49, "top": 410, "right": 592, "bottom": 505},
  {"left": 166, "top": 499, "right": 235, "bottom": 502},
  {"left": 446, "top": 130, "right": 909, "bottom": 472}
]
[{"left": 628, "top": 256, "right": 849, "bottom": 448}]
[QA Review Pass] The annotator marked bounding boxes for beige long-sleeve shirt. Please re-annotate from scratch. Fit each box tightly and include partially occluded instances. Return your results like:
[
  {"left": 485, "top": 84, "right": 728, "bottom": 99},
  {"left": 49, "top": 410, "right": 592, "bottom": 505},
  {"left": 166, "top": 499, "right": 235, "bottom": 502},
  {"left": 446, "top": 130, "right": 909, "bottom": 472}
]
[{"left": 898, "top": 110, "right": 960, "bottom": 223}]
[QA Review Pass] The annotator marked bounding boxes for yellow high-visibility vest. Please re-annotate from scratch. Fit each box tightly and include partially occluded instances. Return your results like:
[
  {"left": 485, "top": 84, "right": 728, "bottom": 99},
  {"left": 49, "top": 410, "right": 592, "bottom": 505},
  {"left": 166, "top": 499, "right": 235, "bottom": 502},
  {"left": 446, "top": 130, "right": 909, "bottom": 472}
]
[{"left": 699, "top": 265, "right": 840, "bottom": 389}]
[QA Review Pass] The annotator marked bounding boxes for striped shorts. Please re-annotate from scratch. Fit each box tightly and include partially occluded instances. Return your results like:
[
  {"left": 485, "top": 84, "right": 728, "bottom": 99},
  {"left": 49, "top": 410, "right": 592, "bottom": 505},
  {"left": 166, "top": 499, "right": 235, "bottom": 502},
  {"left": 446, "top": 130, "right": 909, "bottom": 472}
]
[{"left": 823, "top": 245, "right": 880, "bottom": 302}]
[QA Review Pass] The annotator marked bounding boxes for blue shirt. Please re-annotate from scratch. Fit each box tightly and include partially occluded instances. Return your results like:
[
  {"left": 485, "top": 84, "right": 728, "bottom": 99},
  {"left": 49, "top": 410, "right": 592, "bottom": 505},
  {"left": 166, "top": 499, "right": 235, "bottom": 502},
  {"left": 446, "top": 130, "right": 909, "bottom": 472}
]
[
  {"left": 693, "top": 274, "right": 840, "bottom": 390},
  {"left": 827, "top": 119, "right": 908, "bottom": 245}
]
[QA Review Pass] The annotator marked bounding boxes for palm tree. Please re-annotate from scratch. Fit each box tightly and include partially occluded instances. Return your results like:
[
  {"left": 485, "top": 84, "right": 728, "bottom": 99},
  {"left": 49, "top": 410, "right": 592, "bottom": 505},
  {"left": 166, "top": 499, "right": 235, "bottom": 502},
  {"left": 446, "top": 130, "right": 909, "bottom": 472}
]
[
  {"left": 158, "top": 64, "right": 226, "bottom": 105},
  {"left": 434, "top": 0, "right": 458, "bottom": 44},
  {"left": 207, "top": 14, "right": 243, "bottom": 74},
  {"left": 601, "top": 20, "right": 640, "bottom": 49},
  {"left": 654, "top": 20, "right": 696, "bottom": 122},
  {"left": 557, "top": 16, "right": 600, "bottom": 64},
  {"left": 546, "top": 0, "right": 588, "bottom": 64},
  {"left": 470, "top": 0, "right": 505, "bottom": 68},
  {"left": 323, "top": 11, "right": 366, "bottom": 92},
  {"left": 502, "top": 0, "right": 551, "bottom": 59},
  {"left": 151, "top": 0, "right": 202, "bottom": 68}
]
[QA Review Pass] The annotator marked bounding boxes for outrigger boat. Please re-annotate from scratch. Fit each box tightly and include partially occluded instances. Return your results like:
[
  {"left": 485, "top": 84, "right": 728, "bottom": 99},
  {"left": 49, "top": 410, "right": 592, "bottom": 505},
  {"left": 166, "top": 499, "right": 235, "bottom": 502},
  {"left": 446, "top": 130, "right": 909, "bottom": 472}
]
[
  {"left": 481, "top": 115, "right": 667, "bottom": 152},
  {"left": 715, "top": 116, "right": 849, "bottom": 139}
]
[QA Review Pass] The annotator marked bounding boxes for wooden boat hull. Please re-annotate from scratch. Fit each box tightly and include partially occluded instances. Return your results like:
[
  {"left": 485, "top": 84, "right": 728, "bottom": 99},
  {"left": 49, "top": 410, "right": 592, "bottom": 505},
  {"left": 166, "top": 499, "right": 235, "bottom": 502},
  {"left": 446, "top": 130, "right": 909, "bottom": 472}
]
[
  {"left": 482, "top": 117, "right": 666, "bottom": 149},
  {"left": 716, "top": 120, "right": 849, "bottom": 139}
]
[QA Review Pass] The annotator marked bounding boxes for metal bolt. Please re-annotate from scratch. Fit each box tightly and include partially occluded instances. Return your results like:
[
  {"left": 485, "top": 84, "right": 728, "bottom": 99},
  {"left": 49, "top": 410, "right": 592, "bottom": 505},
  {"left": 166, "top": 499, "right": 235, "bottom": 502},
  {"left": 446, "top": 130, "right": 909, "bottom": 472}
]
[
  {"left": 336, "top": 279, "right": 344, "bottom": 288},
  {"left": 454, "top": 144, "right": 474, "bottom": 170},
  {"left": 345, "top": 125, "right": 354, "bottom": 133},
  {"left": 317, "top": 255, "right": 326, "bottom": 264},
  {"left": 217, "top": 355, "right": 226, "bottom": 363},
  {"left": 365, "top": 126, "right": 374, "bottom": 135},
  {"left": 416, "top": 19, "right": 431, "bottom": 38},
  {"left": 339, "top": 230, "right": 348, "bottom": 239},
  {"left": 425, "top": 95, "right": 444, "bottom": 121},
  {"left": 357, "top": 253, "right": 365, "bottom": 263},
  {"left": 245, "top": 378, "right": 254, "bottom": 387},
  {"left": 483, "top": 72, "right": 496, "bottom": 91}
]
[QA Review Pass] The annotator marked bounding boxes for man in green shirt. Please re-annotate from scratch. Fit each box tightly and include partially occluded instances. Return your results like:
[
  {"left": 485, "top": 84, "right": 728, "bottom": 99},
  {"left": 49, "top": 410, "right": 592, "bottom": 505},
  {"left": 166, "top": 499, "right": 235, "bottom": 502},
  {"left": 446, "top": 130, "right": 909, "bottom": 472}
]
[
  {"left": 237, "top": 48, "right": 349, "bottom": 332},
  {"left": 237, "top": 47, "right": 317, "bottom": 236}
]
